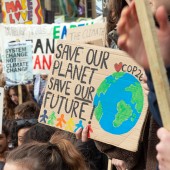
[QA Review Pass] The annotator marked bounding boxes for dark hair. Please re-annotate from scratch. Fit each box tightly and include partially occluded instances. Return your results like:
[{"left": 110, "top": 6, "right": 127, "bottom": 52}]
[
  {"left": 10, "top": 119, "right": 38, "bottom": 147},
  {"left": 2, "top": 120, "right": 9, "bottom": 137},
  {"left": 6, "top": 134, "right": 88, "bottom": 170},
  {"left": 107, "top": 0, "right": 128, "bottom": 45},
  {"left": 23, "top": 123, "right": 56, "bottom": 143},
  {"left": 4, "top": 85, "right": 32, "bottom": 119},
  {"left": 14, "top": 101, "right": 40, "bottom": 119}
]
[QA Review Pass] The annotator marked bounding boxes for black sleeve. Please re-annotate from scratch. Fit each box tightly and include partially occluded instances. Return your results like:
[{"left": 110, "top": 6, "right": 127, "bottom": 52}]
[{"left": 146, "top": 67, "right": 170, "bottom": 127}]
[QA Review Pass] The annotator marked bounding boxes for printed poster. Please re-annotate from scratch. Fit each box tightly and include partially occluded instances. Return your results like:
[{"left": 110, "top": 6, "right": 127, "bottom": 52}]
[{"left": 5, "top": 41, "right": 33, "bottom": 86}]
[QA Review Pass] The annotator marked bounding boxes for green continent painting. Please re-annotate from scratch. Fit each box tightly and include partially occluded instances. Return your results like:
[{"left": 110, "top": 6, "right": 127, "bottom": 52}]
[{"left": 93, "top": 72, "right": 144, "bottom": 134}]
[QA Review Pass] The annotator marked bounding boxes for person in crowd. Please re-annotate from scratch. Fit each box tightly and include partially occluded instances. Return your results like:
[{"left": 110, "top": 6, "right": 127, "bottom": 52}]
[
  {"left": 14, "top": 101, "right": 40, "bottom": 119},
  {"left": 10, "top": 119, "right": 38, "bottom": 147},
  {"left": 0, "top": 121, "right": 9, "bottom": 162},
  {"left": 117, "top": 1, "right": 170, "bottom": 169},
  {"left": 4, "top": 85, "right": 33, "bottom": 119},
  {"left": 0, "top": 162, "right": 4, "bottom": 170},
  {"left": 4, "top": 134, "right": 88, "bottom": 170},
  {"left": 0, "top": 61, "right": 5, "bottom": 87},
  {"left": 23, "top": 123, "right": 56, "bottom": 143},
  {"left": 34, "top": 75, "right": 48, "bottom": 107},
  {"left": 23, "top": 123, "right": 107, "bottom": 170}
]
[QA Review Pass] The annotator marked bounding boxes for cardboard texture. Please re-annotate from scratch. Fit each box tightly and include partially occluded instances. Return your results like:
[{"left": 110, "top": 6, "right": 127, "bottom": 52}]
[
  {"left": 1, "top": 0, "right": 44, "bottom": 24},
  {"left": 0, "top": 88, "right": 4, "bottom": 134},
  {"left": 66, "top": 23, "right": 107, "bottom": 46},
  {"left": 39, "top": 41, "right": 148, "bottom": 152},
  {"left": 135, "top": 0, "right": 170, "bottom": 130}
]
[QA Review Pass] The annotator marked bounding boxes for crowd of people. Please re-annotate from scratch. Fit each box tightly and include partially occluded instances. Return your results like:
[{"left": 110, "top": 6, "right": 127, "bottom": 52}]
[{"left": 0, "top": 0, "right": 170, "bottom": 170}]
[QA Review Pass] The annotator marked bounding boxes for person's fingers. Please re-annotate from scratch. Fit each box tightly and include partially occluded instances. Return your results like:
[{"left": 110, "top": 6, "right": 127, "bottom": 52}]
[
  {"left": 156, "top": 6, "right": 169, "bottom": 31},
  {"left": 117, "top": 9, "right": 128, "bottom": 35},
  {"left": 157, "top": 153, "right": 166, "bottom": 170},
  {"left": 130, "top": 1, "right": 138, "bottom": 22},
  {"left": 126, "top": 1, "right": 138, "bottom": 29},
  {"left": 82, "top": 126, "right": 89, "bottom": 142},
  {"left": 75, "top": 127, "right": 83, "bottom": 139},
  {"left": 141, "top": 74, "right": 148, "bottom": 82},
  {"left": 142, "top": 83, "right": 149, "bottom": 92},
  {"left": 117, "top": 18, "right": 126, "bottom": 35},
  {"left": 157, "top": 127, "right": 168, "bottom": 140},
  {"left": 112, "top": 159, "right": 127, "bottom": 170},
  {"left": 117, "top": 34, "right": 128, "bottom": 51}
]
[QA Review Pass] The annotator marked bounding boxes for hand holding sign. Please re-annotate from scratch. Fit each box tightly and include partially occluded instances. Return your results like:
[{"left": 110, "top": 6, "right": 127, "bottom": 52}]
[
  {"left": 39, "top": 41, "right": 148, "bottom": 152},
  {"left": 118, "top": 0, "right": 170, "bottom": 129}
]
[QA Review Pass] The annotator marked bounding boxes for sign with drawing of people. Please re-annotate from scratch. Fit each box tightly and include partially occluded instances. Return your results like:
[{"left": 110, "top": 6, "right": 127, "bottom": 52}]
[{"left": 39, "top": 41, "right": 148, "bottom": 152}]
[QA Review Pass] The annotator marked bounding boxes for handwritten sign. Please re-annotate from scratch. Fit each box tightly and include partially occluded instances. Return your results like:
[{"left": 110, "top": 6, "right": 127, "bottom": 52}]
[
  {"left": 0, "top": 20, "right": 96, "bottom": 74},
  {"left": 39, "top": 41, "right": 148, "bottom": 152},
  {"left": 0, "top": 88, "right": 4, "bottom": 134},
  {"left": 4, "top": 41, "right": 33, "bottom": 86},
  {"left": 1, "top": 0, "right": 44, "bottom": 24},
  {"left": 66, "top": 23, "right": 106, "bottom": 46}
]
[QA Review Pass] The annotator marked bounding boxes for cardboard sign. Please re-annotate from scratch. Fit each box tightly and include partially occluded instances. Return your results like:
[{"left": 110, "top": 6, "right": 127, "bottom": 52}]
[
  {"left": 0, "top": 21, "right": 95, "bottom": 74},
  {"left": 66, "top": 23, "right": 106, "bottom": 46},
  {"left": 39, "top": 41, "right": 148, "bottom": 152},
  {"left": 4, "top": 41, "right": 33, "bottom": 86},
  {"left": 0, "top": 88, "right": 4, "bottom": 134},
  {"left": 1, "top": 0, "right": 44, "bottom": 24}
]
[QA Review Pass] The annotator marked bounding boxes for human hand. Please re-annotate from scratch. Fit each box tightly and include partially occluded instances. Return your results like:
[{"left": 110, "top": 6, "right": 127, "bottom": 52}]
[
  {"left": 75, "top": 126, "right": 89, "bottom": 142},
  {"left": 112, "top": 158, "right": 127, "bottom": 170},
  {"left": 156, "top": 128, "right": 170, "bottom": 170},
  {"left": 141, "top": 75, "right": 149, "bottom": 96},
  {"left": 117, "top": 2, "right": 170, "bottom": 70}
]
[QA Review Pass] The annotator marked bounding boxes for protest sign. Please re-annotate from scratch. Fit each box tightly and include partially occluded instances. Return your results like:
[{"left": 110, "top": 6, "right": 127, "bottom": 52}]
[
  {"left": 4, "top": 41, "right": 33, "bottom": 86},
  {"left": 0, "top": 20, "right": 96, "bottom": 74},
  {"left": 1, "top": 0, "right": 44, "bottom": 24},
  {"left": 96, "top": 0, "right": 103, "bottom": 16},
  {"left": 66, "top": 23, "right": 106, "bottom": 46},
  {"left": 0, "top": 88, "right": 4, "bottom": 134},
  {"left": 39, "top": 41, "right": 148, "bottom": 152}
]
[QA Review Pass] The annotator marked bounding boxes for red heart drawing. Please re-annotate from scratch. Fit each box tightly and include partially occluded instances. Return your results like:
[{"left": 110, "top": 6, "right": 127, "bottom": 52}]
[
  {"left": 114, "top": 62, "right": 123, "bottom": 72},
  {"left": 14, "top": 12, "right": 20, "bottom": 21}
]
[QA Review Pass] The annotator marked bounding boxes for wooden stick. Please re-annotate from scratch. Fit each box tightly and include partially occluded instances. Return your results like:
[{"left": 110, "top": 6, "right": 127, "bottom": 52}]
[
  {"left": 0, "top": 88, "right": 4, "bottom": 134},
  {"left": 135, "top": 0, "right": 170, "bottom": 130},
  {"left": 18, "top": 85, "right": 22, "bottom": 105},
  {"left": 107, "top": 159, "right": 112, "bottom": 170},
  {"left": 45, "top": 0, "right": 51, "bottom": 11}
]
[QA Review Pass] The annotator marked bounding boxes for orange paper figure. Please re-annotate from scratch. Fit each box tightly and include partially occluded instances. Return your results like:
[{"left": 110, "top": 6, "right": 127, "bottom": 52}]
[{"left": 56, "top": 114, "right": 66, "bottom": 128}]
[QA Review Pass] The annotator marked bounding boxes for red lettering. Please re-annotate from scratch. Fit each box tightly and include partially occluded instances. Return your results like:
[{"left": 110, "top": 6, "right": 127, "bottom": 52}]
[
  {"left": 5, "top": 1, "right": 22, "bottom": 13},
  {"left": 42, "top": 55, "right": 52, "bottom": 70},
  {"left": 14, "top": 12, "right": 20, "bottom": 21},
  {"left": 9, "top": 14, "right": 15, "bottom": 23},
  {"left": 34, "top": 55, "right": 41, "bottom": 69}
]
